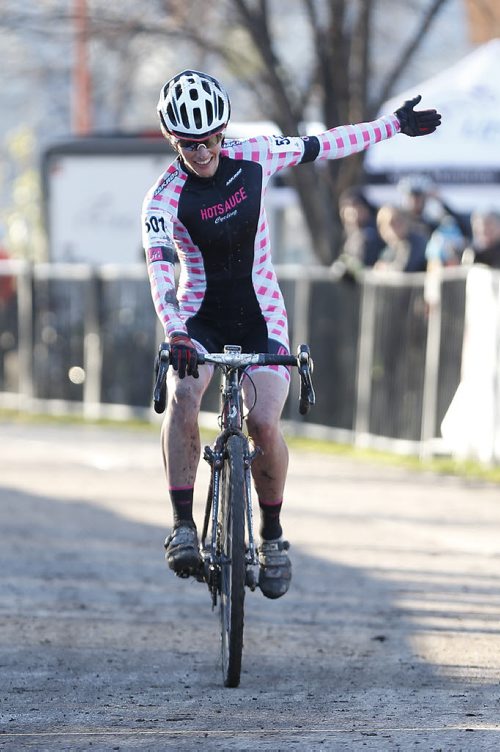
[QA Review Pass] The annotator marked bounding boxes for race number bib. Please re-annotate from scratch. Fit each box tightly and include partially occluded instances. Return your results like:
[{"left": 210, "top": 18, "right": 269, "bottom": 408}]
[{"left": 269, "top": 135, "right": 305, "bottom": 154}]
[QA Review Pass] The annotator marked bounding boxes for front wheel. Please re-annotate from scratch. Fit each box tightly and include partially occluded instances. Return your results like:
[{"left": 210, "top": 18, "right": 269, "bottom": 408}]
[{"left": 219, "top": 434, "right": 247, "bottom": 687}]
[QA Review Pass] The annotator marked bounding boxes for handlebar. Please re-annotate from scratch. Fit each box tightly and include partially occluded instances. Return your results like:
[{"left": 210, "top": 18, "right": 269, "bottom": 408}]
[{"left": 153, "top": 343, "right": 315, "bottom": 416}]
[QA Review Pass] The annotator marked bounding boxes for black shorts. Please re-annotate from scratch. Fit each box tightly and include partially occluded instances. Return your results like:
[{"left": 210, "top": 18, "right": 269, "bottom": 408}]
[{"left": 187, "top": 314, "right": 286, "bottom": 355}]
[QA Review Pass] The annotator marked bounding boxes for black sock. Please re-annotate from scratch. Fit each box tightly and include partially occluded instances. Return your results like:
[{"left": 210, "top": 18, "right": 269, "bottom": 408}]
[
  {"left": 169, "top": 487, "right": 194, "bottom": 527},
  {"left": 258, "top": 499, "right": 283, "bottom": 540}
]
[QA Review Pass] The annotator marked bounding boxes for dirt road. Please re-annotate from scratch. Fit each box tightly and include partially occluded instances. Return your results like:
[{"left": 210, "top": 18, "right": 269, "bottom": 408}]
[{"left": 1, "top": 420, "right": 500, "bottom": 751}]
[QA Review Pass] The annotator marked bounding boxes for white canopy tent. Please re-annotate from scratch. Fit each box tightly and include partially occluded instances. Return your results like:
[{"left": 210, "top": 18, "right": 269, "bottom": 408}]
[{"left": 364, "top": 39, "right": 500, "bottom": 212}]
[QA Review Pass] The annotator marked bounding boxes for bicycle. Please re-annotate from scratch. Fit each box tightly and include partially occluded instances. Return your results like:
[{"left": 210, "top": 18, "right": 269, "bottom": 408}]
[{"left": 153, "top": 342, "right": 315, "bottom": 687}]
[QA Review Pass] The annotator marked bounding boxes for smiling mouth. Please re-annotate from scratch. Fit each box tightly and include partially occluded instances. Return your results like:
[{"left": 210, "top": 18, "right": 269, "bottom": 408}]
[{"left": 195, "top": 155, "right": 212, "bottom": 166}]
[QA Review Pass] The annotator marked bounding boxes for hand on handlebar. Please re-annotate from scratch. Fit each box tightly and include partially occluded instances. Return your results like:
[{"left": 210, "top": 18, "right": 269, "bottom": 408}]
[{"left": 169, "top": 333, "right": 199, "bottom": 379}]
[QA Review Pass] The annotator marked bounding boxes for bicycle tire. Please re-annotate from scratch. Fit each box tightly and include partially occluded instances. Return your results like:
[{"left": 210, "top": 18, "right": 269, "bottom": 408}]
[{"left": 219, "top": 433, "right": 247, "bottom": 687}]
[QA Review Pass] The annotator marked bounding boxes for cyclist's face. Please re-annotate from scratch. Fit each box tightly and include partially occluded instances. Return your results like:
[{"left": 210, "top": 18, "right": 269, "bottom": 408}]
[{"left": 174, "top": 134, "right": 224, "bottom": 178}]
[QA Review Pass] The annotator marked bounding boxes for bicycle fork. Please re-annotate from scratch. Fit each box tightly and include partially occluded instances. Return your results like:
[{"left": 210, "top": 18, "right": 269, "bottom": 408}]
[{"left": 200, "top": 434, "right": 261, "bottom": 606}]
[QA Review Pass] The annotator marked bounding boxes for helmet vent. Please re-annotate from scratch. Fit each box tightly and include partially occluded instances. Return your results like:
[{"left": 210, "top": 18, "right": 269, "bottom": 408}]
[
  {"left": 206, "top": 102, "right": 213, "bottom": 125},
  {"left": 215, "top": 96, "right": 223, "bottom": 119},
  {"left": 180, "top": 103, "right": 190, "bottom": 129},
  {"left": 166, "top": 101, "right": 178, "bottom": 126}
]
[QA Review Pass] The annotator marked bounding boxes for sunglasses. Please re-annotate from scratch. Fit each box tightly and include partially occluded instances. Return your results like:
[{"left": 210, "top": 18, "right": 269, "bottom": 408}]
[{"left": 176, "top": 132, "right": 224, "bottom": 151}]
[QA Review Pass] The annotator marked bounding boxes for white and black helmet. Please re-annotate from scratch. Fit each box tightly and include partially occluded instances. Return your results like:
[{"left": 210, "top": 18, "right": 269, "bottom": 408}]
[{"left": 157, "top": 70, "right": 231, "bottom": 139}]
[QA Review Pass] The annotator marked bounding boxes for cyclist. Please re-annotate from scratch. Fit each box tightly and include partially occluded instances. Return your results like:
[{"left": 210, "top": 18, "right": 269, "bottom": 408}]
[{"left": 142, "top": 70, "right": 441, "bottom": 599}]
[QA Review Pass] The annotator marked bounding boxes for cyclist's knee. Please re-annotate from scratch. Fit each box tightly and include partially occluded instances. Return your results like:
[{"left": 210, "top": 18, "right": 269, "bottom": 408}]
[
  {"left": 247, "top": 414, "right": 282, "bottom": 446},
  {"left": 167, "top": 373, "right": 205, "bottom": 416}
]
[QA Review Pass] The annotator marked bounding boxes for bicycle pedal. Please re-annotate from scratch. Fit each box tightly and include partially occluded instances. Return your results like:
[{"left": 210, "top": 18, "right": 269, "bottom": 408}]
[
  {"left": 245, "top": 567, "right": 258, "bottom": 591},
  {"left": 194, "top": 562, "right": 208, "bottom": 583},
  {"left": 175, "top": 560, "right": 204, "bottom": 580},
  {"left": 203, "top": 445, "right": 214, "bottom": 461}
]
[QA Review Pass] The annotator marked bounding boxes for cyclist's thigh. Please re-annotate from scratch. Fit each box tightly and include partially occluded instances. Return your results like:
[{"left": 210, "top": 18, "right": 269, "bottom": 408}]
[
  {"left": 244, "top": 336, "right": 291, "bottom": 392},
  {"left": 242, "top": 369, "right": 289, "bottom": 424}
]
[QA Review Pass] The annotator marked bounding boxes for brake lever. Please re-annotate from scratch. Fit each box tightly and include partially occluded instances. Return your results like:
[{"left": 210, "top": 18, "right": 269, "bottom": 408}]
[
  {"left": 297, "top": 344, "right": 316, "bottom": 415},
  {"left": 153, "top": 343, "right": 170, "bottom": 413}
]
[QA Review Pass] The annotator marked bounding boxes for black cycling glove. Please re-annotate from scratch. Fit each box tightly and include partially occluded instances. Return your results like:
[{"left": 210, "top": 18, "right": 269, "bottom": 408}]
[
  {"left": 395, "top": 95, "right": 441, "bottom": 137},
  {"left": 169, "top": 334, "right": 199, "bottom": 379}
]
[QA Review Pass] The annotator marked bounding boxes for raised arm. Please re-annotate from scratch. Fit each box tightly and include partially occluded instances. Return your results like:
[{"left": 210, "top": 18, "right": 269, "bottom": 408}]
[
  {"left": 228, "top": 96, "right": 442, "bottom": 174},
  {"left": 314, "top": 95, "right": 441, "bottom": 161}
]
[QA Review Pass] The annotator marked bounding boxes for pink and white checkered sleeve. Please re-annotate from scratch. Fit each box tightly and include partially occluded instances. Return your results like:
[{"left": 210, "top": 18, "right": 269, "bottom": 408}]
[
  {"left": 315, "top": 114, "right": 400, "bottom": 160},
  {"left": 223, "top": 135, "right": 306, "bottom": 178},
  {"left": 142, "top": 195, "right": 186, "bottom": 338}
]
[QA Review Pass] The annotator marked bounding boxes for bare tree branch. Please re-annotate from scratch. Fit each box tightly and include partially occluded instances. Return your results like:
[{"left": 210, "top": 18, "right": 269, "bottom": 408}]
[
  {"left": 375, "top": 0, "right": 451, "bottom": 113},
  {"left": 231, "top": 0, "right": 301, "bottom": 127}
]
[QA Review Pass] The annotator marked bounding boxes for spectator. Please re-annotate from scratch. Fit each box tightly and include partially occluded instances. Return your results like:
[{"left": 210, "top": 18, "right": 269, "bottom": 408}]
[
  {"left": 331, "top": 186, "right": 384, "bottom": 280},
  {"left": 425, "top": 215, "right": 465, "bottom": 271},
  {"left": 397, "top": 174, "right": 471, "bottom": 241},
  {"left": 461, "top": 209, "right": 500, "bottom": 269},
  {"left": 375, "top": 205, "right": 427, "bottom": 272}
]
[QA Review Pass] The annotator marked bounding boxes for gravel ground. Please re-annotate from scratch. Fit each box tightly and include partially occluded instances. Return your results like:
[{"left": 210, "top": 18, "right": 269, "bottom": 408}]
[{"left": 1, "top": 420, "right": 500, "bottom": 751}]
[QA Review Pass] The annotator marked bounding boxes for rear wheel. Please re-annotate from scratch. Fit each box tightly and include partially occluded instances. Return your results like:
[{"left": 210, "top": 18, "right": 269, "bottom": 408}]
[{"left": 219, "top": 434, "right": 247, "bottom": 687}]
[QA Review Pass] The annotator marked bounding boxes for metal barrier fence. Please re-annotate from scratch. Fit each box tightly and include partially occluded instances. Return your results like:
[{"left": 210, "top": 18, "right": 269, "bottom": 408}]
[{"left": 0, "top": 260, "right": 499, "bottom": 461}]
